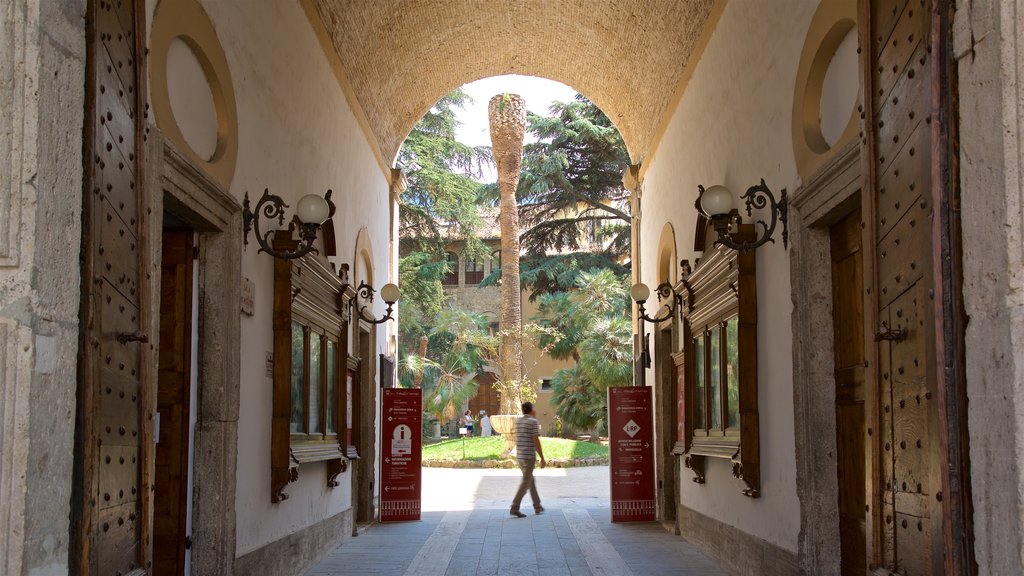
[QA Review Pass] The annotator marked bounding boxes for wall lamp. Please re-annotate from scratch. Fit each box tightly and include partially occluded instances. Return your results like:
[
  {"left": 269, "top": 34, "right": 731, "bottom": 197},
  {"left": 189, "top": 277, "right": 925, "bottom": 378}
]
[
  {"left": 630, "top": 282, "right": 683, "bottom": 324},
  {"left": 353, "top": 281, "right": 400, "bottom": 324},
  {"left": 696, "top": 179, "right": 788, "bottom": 251},
  {"left": 243, "top": 188, "right": 335, "bottom": 259}
]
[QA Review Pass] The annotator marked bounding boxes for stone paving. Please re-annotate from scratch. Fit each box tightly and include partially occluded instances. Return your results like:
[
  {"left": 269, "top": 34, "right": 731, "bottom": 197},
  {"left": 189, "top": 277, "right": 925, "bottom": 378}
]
[{"left": 306, "top": 466, "right": 728, "bottom": 576}]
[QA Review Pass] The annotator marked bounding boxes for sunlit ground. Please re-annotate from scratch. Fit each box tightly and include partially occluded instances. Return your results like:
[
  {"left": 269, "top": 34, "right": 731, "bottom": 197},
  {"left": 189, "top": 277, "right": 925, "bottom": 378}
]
[
  {"left": 421, "top": 465, "right": 610, "bottom": 512},
  {"left": 423, "top": 436, "right": 609, "bottom": 461}
]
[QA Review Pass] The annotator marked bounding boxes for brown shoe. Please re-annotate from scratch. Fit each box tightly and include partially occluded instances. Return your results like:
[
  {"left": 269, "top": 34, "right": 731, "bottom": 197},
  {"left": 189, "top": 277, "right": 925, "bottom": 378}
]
[{"left": 510, "top": 509, "right": 526, "bottom": 518}]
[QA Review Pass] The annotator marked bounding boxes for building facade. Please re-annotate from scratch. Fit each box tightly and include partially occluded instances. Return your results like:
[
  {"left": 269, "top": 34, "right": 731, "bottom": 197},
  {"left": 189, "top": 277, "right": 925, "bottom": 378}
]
[{"left": 407, "top": 217, "right": 574, "bottom": 435}]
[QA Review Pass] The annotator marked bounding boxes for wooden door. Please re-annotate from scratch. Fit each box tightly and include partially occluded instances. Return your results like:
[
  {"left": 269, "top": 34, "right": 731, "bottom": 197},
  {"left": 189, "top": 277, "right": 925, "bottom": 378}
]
[
  {"left": 655, "top": 324, "right": 677, "bottom": 521},
  {"left": 468, "top": 372, "right": 500, "bottom": 422},
  {"left": 356, "top": 325, "right": 376, "bottom": 522},
  {"left": 154, "top": 230, "right": 194, "bottom": 576},
  {"left": 75, "top": 0, "right": 150, "bottom": 573},
  {"left": 863, "top": 1, "right": 943, "bottom": 573},
  {"left": 830, "top": 210, "right": 866, "bottom": 575}
]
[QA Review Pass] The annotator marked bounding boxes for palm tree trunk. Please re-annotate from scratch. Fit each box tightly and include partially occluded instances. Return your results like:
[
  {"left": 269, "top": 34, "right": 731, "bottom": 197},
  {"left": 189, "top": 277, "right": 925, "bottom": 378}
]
[{"left": 488, "top": 94, "right": 526, "bottom": 414}]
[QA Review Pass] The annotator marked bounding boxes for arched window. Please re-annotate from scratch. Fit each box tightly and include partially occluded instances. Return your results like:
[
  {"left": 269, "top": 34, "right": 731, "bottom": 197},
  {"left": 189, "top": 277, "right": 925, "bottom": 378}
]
[
  {"left": 442, "top": 252, "right": 459, "bottom": 286},
  {"left": 490, "top": 250, "right": 501, "bottom": 276},
  {"left": 464, "top": 255, "right": 484, "bottom": 285}
]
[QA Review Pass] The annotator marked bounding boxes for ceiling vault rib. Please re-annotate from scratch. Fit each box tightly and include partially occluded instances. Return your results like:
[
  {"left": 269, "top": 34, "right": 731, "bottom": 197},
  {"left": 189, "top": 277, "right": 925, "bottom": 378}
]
[
  {"left": 299, "top": 0, "right": 394, "bottom": 182},
  {"left": 305, "top": 0, "right": 721, "bottom": 179},
  {"left": 639, "top": 0, "right": 728, "bottom": 181}
]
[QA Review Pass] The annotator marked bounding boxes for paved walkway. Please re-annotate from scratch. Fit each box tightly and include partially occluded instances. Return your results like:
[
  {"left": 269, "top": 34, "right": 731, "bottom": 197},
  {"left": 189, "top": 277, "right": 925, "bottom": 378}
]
[
  {"left": 306, "top": 467, "right": 727, "bottom": 576},
  {"left": 419, "top": 465, "right": 611, "bottom": 512}
]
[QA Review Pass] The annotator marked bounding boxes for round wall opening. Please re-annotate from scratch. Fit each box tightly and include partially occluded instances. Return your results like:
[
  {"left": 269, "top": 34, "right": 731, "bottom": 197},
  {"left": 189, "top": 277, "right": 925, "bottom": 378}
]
[
  {"left": 149, "top": 0, "right": 238, "bottom": 187},
  {"left": 791, "top": 0, "right": 860, "bottom": 181},
  {"left": 819, "top": 27, "right": 859, "bottom": 149},
  {"left": 166, "top": 37, "right": 219, "bottom": 161}
]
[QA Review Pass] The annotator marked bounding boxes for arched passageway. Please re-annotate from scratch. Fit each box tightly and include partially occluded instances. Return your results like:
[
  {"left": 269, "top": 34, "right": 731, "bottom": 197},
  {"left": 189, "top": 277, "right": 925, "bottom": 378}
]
[{"left": 7, "top": 0, "right": 1014, "bottom": 575}]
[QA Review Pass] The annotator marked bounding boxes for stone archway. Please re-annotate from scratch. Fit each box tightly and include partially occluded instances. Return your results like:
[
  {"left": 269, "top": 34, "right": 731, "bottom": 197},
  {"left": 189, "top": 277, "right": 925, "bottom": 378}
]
[
  {"left": 654, "top": 222, "right": 679, "bottom": 523},
  {"left": 300, "top": 0, "right": 726, "bottom": 174},
  {"left": 350, "top": 228, "right": 379, "bottom": 524}
]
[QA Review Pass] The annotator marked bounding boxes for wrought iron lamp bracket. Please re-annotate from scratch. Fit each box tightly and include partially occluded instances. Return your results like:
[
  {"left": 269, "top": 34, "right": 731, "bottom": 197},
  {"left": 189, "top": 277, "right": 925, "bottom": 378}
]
[
  {"left": 637, "top": 282, "right": 683, "bottom": 325},
  {"left": 352, "top": 280, "right": 396, "bottom": 325},
  {"left": 698, "top": 180, "right": 788, "bottom": 252},
  {"left": 242, "top": 188, "right": 335, "bottom": 260}
]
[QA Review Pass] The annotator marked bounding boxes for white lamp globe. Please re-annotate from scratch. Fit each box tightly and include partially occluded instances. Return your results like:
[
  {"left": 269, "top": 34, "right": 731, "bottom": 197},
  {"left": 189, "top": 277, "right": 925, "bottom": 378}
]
[
  {"left": 295, "top": 194, "right": 331, "bottom": 224},
  {"left": 699, "top": 185, "right": 735, "bottom": 217},
  {"left": 380, "top": 283, "right": 400, "bottom": 304},
  {"left": 630, "top": 282, "right": 651, "bottom": 303}
]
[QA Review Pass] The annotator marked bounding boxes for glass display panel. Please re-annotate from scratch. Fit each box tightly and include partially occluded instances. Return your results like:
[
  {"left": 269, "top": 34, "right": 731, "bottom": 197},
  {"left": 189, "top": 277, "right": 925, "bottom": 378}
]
[
  {"left": 726, "top": 317, "right": 740, "bottom": 429},
  {"left": 694, "top": 334, "right": 706, "bottom": 430},
  {"left": 709, "top": 327, "right": 722, "bottom": 431},
  {"left": 326, "top": 340, "right": 337, "bottom": 434},
  {"left": 290, "top": 322, "right": 305, "bottom": 433},
  {"left": 308, "top": 331, "right": 322, "bottom": 434}
]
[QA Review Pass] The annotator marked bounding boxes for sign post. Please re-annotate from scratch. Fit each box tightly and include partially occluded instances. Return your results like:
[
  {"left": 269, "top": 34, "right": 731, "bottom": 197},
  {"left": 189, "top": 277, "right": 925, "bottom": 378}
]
[
  {"left": 608, "top": 386, "right": 655, "bottom": 522},
  {"left": 380, "top": 388, "right": 422, "bottom": 522}
]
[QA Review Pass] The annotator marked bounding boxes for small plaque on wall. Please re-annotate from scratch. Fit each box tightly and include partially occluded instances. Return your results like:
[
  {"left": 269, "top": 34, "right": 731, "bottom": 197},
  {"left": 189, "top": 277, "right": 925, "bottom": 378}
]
[{"left": 241, "top": 276, "right": 255, "bottom": 316}]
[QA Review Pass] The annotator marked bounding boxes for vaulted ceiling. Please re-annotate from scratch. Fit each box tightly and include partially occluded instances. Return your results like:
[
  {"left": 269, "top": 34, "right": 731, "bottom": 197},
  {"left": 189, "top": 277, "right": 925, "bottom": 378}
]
[{"left": 304, "top": 0, "right": 720, "bottom": 171}]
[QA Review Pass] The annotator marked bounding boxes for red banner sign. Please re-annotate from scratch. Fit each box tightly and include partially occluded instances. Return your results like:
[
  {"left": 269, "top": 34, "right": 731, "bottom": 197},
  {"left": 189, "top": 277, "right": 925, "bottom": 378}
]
[
  {"left": 608, "top": 386, "right": 655, "bottom": 522},
  {"left": 380, "top": 388, "right": 422, "bottom": 522}
]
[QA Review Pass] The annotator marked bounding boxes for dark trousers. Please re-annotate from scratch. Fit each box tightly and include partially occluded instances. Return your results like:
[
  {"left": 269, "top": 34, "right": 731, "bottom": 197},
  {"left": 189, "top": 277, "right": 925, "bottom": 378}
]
[{"left": 511, "top": 457, "right": 541, "bottom": 511}]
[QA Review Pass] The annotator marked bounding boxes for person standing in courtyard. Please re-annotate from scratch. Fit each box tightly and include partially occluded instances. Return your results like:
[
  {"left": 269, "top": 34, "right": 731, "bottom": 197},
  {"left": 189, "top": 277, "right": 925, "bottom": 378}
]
[
  {"left": 480, "top": 410, "right": 492, "bottom": 437},
  {"left": 510, "top": 401, "right": 545, "bottom": 517}
]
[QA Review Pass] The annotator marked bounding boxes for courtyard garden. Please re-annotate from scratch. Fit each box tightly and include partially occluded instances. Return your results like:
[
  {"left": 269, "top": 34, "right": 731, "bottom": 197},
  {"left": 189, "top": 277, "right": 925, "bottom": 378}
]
[
  {"left": 397, "top": 83, "right": 633, "bottom": 448},
  {"left": 422, "top": 436, "right": 608, "bottom": 468}
]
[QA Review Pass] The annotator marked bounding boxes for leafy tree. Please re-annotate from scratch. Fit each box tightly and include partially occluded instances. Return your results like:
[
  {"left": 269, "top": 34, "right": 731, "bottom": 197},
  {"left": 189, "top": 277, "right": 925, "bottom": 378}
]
[
  {"left": 397, "top": 252, "right": 447, "bottom": 318},
  {"left": 549, "top": 366, "right": 604, "bottom": 437},
  {"left": 518, "top": 97, "right": 631, "bottom": 257},
  {"left": 396, "top": 88, "right": 491, "bottom": 256},
  {"left": 399, "top": 309, "right": 492, "bottom": 423},
  {"left": 399, "top": 307, "right": 555, "bottom": 423},
  {"left": 480, "top": 96, "right": 631, "bottom": 256},
  {"left": 532, "top": 268, "right": 633, "bottom": 439},
  {"left": 478, "top": 96, "right": 631, "bottom": 299},
  {"left": 482, "top": 251, "right": 629, "bottom": 302},
  {"left": 396, "top": 89, "right": 492, "bottom": 365},
  {"left": 397, "top": 91, "right": 633, "bottom": 431}
]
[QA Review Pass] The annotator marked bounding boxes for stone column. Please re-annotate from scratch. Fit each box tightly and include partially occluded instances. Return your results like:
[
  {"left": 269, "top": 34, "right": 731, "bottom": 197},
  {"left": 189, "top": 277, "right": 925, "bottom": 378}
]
[
  {"left": 389, "top": 169, "right": 407, "bottom": 358},
  {"left": 623, "top": 164, "right": 643, "bottom": 336},
  {"left": 0, "top": 1, "right": 86, "bottom": 575},
  {"left": 955, "top": 1, "right": 1024, "bottom": 573}
]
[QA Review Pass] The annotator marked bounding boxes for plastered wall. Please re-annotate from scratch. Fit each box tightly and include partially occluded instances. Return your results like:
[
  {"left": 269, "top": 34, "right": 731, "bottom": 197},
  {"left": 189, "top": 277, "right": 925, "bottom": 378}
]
[
  {"left": 145, "top": 0, "right": 391, "bottom": 558},
  {"left": 639, "top": 0, "right": 819, "bottom": 555}
]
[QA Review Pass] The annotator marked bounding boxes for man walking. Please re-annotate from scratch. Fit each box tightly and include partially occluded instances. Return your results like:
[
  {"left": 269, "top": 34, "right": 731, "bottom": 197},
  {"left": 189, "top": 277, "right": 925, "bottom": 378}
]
[{"left": 510, "top": 401, "right": 546, "bottom": 518}]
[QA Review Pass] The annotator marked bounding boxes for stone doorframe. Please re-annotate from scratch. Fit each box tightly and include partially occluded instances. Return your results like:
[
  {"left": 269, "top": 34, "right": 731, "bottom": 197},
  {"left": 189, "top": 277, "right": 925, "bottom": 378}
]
[
  {"left": 147, "top": 132, "right": 241, "bottom": 576},
  {"left": 788, "top": 141, "right": 861, "bottom": 576}
]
